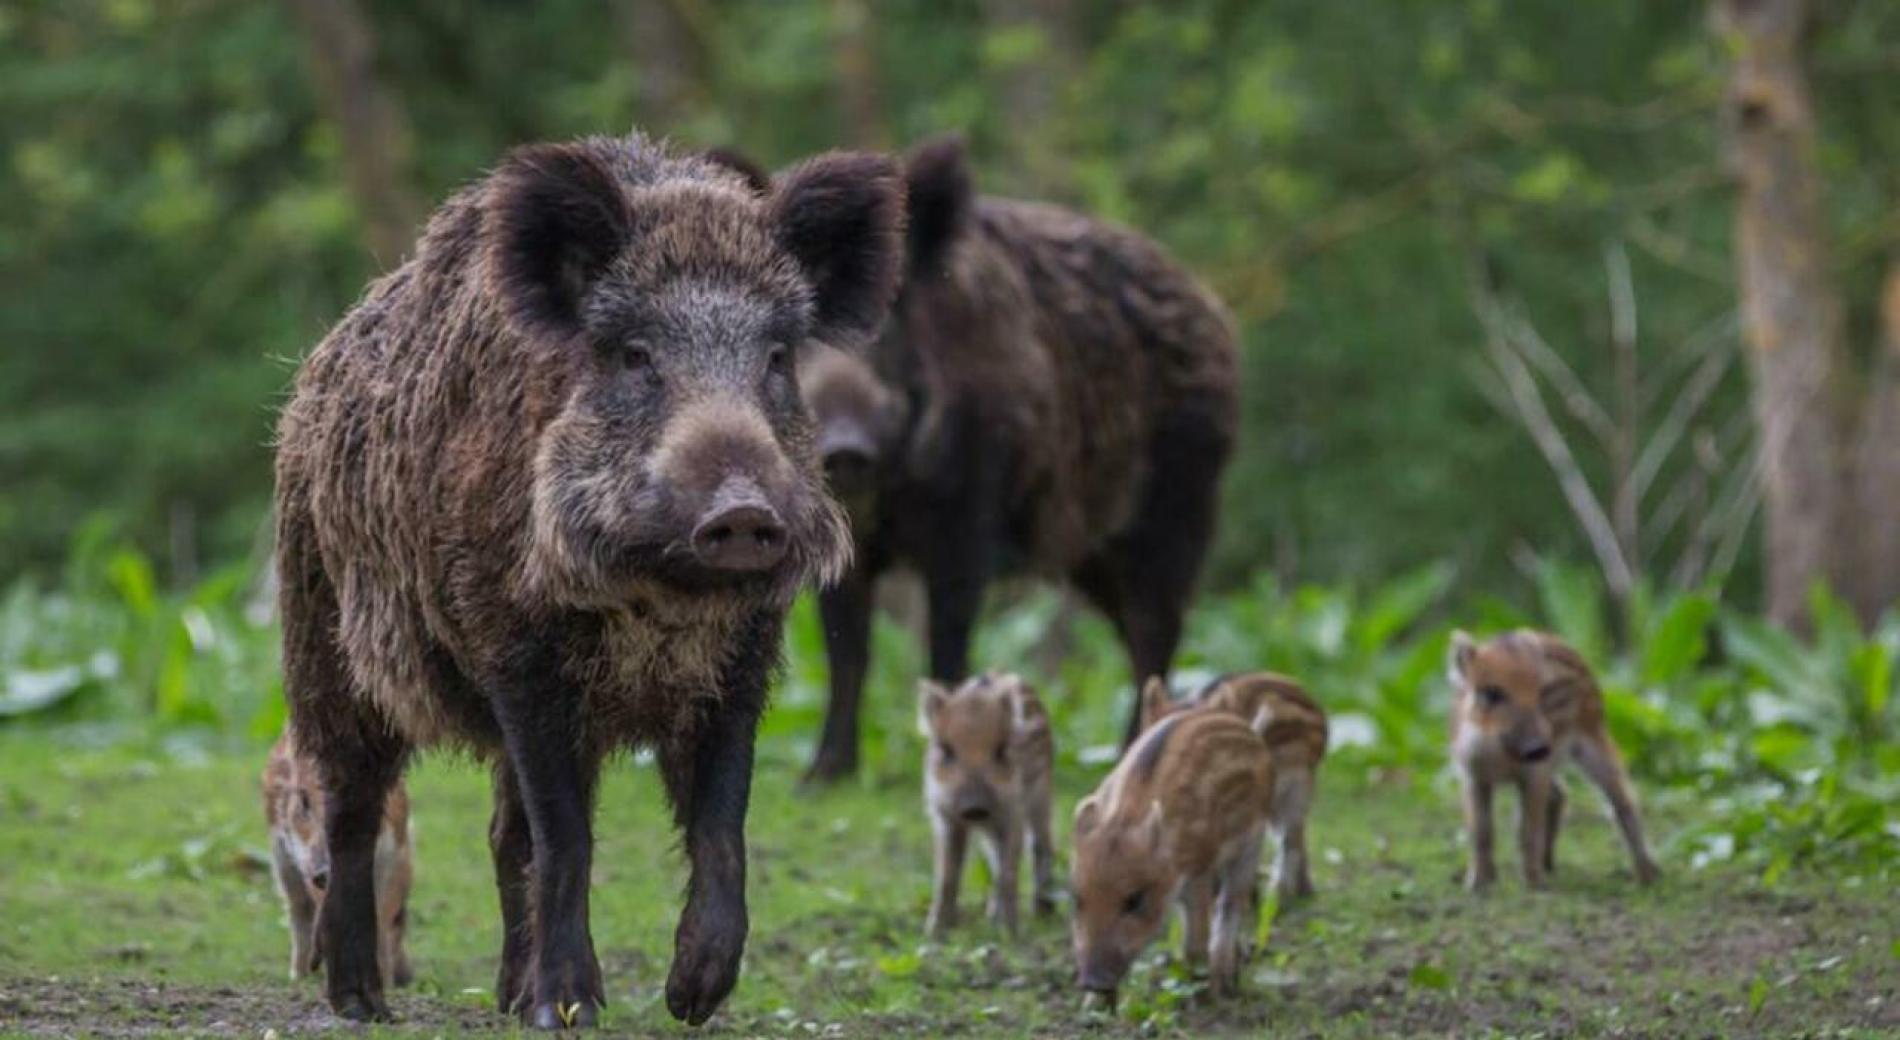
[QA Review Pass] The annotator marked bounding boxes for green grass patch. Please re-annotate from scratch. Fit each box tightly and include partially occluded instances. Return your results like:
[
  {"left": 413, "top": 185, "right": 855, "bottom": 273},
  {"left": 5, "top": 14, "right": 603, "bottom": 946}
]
[{"left": 1, "top": 733, "right": 1895, "bottom": 1038}]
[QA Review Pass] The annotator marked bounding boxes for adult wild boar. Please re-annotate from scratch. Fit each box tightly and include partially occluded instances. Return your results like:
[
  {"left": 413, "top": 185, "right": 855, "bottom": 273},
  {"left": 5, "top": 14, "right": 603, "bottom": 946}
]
[
  {"left": 274, "top": 133, "right": 904, "bottom": 1028},
  {"left": 800, "top": 135, "right": 1240, "bottom": 781}
]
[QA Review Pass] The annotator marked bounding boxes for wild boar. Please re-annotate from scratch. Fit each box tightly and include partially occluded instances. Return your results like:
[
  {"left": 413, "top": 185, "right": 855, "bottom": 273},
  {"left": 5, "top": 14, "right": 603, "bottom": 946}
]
[
  {"left": 917, "top": 671, "right": 1055, "bottom": 939},
  {"left": 1070, "top": 709, "right": 1274, "bottom": 1003},
  {"left": 273, "top": 132, "right": 905, "bottom": 1027},
  {"left": 797, "top": 134, "right": 1240, "bottom": 781},
  {"left": 1140, "top": 671, "right": 1328, "bottom": 902},
  {"left": 261, "top": 730, "right": 414, "bottom": 988},
  {"left": 1448, "top": 629, "right": 1661, "bottom": 891}
]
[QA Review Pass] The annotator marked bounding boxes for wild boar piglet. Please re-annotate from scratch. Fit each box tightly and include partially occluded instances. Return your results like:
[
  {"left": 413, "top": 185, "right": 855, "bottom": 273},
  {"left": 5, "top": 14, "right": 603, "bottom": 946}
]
[
  {"left": 1141, "top": 671, "right": 1328, "bottom": 903},
  {"left": 919, "top": 672, "right": 1055, "bottom": 939},
  {"left": 1448, "top": 629, "right": 1660, "bottom": 891},
  {"left": 1070, "top": 709, "right": 1274, "bottom": 1005},
  {"left": 262, "top": 731, "right": 414, "bottom": 989}
]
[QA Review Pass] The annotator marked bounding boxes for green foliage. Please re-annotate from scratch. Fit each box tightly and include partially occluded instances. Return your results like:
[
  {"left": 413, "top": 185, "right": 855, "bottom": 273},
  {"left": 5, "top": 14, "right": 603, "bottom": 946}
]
[
  {"left": 0, "top": 530, "right": 280, "bottom": 735},
  {"left": 7, "top": 1, "right": 1897, "bottom": 598},
  {"left": 9, "top": 541, "right": 1892, "bottom": 882}
]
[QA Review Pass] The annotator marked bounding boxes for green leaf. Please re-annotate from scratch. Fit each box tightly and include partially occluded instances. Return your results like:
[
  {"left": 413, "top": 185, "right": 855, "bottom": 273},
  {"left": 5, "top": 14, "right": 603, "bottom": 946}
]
[
  {"left": 1639, "top": 592, "right": 1716, "bottom": 685},
  {"left": 1356, "top": 562, "right": 1454, "bottom": 653},
  {"left": 1748, "top": 974, "right": 1769, "bottom": 1015},
  {"left": 1408, "top": 962, "right": 1452, "bottom": 990},
  {"left": 875, "top": 952, "right": 921, "bottom": 979},
  {"left": 1535, "top": 560, "right": 1607, "bottom": 661},
  {"left": 1255, "top": 890, "right": 1279, "bottom": 952}
]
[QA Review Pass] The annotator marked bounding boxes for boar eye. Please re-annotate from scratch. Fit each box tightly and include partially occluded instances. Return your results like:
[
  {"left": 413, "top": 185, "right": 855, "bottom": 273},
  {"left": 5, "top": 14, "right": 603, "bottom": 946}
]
[
  {"left": 766, "top": 342, "right": 791, "bottom": 373},
  {"left": 617, "top": 342, "right": 654, "bottom": 371},
  {"left": 936, "top": 741, "right": 955, "bottom": 763},
  {"left": 994, "top": 744, "right": 1009, "bottom": 767},
  {"left": 1121, "top": 890, "right": 1146, "bottom": 917},
  {"left": 1479, "top": 685, "right": 1507, "bottom": 708}
]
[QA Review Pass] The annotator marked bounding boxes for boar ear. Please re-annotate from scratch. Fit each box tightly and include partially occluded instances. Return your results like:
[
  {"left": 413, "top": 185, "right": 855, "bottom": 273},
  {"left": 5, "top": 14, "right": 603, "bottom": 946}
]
[
  {"left": 1139, "top": 676, "right": 1172, "bottom": 733},
  {"left": 917, "top": 679, "right": 950, "bottom": 735},
  {"left": 700, "top": 147, "right": 772, "bottom": 195},
  {"left": 903, "top": 133, "right": 974, "bottom": 276},
  {"left": 485, "top": 142, "right": 634, "bottom": 342},
  {"left": 1448, "top": 630, "right": 1478, "bottom": 685},
  {"left": 1003, "top": 676, "right": 1040, "bottom": 732},
  {"left": 1072, "top": 795, "right": 1101, "bottom": 837},
  {"left": 771, "top": 152, "right": 906, "bottom": 347}
]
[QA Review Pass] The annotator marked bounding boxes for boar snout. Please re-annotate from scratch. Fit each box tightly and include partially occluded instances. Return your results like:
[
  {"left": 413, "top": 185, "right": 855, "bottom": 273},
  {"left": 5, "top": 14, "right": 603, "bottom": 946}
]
[
  {"left": 1077, "top": 956, "right": 1125, "bottom": 1004},
  {"left": 691, "top": 478, "right": 788, "bottom": 572},
  {"left": 945, "top": 780, "right": 998, "bottom": 824},
  {"left": 1506, "top": 720, "right": 1554, "bottom": 763}
]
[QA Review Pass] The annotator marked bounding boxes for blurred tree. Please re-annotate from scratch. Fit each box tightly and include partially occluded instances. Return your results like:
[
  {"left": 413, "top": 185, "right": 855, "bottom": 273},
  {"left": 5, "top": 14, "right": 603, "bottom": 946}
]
[
  {"left": 1718, "top": 0, "right": 1900, "bottom": 626},
  {"left": 829, "top": 0, "right": 888, "bottom": 148},
  {"left": 619, "top": 0, "right": 712, "bottom": 130},
  {"left": 285, "top": 0, "right": 422, "bottom": 266}
]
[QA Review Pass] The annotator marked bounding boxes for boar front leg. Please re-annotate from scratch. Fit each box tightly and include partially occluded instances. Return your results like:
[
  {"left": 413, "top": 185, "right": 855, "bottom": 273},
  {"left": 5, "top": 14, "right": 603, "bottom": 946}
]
[
  {"left": 1026, "top": 783, "right": 1057, "bottom": 917},
  {"left": 1209, "top": 834, "right": 1264, "bottom": 997},
  {"left": 1460, "top": 769, "right": 1496, "bottom": 892},
  {"left": 272, "top": 840, "right": 319, "bottom": 979},
  {"left": 925, "top": 816, "right": 967, "bottom": 940},
  {"left": 981, "top": 817, "right": 1022, "bottom": 937},
  {"left": 807, "top": 564, "right": 875, "bottom": 783},
  {"left": 282, "top": 536, "right": 405, "bottom": 1022},
  {"left": 489, "top": 761, "right": 534, "bottom": 1014},
  {"left": 1178, "top": 875, "right": 1212, "bottom": 968},
  {"left": 660, "top": 619, "right": 772, "bottom": 1026},
  {"left": 1517, "top": 766, "right": 1553, "bottom": 889},
  {"left": 495, "top": 677, "right": 604, "bottom": 1030}
]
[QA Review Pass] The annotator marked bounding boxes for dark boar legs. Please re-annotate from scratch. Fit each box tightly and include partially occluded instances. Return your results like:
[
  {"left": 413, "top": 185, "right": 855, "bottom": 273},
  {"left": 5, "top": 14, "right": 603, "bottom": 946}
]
[
  {"left": 1076, "top": 414, "right": 1227, "bottom": 750},
  {"left": 495, "top": 684, "right": 604, "bottom": 1029},
  {"left": 489, "top": 760, "right": 534, "bottom": 1014},
  {"left": 281, "top": 522, "right": 405, "bottom": 1023},
  {"left": 659, "top": 617, "right": 771, "bottom": 1025},
  {"left": 807, "top": 566, "right": 875, "bottom": 783}
]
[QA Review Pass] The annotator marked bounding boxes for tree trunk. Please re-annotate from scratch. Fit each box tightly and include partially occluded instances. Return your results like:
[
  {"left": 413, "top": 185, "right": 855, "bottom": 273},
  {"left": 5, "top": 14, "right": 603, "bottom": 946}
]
[
  {"left": 829, "top": 0, "right": 887, "bottom": 149},
  {"left": 1850, "top": 264, "right": 1900, "bottom": 620},
  {"left": 619, "top": 0, "right": 711, "bottom": 132},
  {"left": 979, "top": 0, "right": 1076, "bottom": 193},
  {"left": 285, "top": 0, "right": 423, "bottom": 268},
  {"left": 1718, "top": 0, "right": 1851, "bottom": 627}
]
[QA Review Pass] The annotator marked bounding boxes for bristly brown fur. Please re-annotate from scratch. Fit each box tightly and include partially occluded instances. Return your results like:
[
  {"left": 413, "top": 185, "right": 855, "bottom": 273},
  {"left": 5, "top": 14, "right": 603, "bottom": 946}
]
[
  {"left": 1448, "top": 628, "right": 1660, "bottom": 892},
  {"left": 801, "top": 133, "right": 1241, "bottom": 778},
  {"left": 274, "top": 130, "right": 905, "bottom": 1026}
]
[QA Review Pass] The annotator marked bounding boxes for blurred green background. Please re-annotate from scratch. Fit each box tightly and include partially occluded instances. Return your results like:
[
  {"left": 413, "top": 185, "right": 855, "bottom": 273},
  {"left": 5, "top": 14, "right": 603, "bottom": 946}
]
[{"left": 7, "top": 0, "right": 1896, "bottom": 599}]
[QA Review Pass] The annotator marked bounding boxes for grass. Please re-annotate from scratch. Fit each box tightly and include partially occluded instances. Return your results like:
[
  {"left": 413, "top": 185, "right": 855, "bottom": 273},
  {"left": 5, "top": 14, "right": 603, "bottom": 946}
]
[{"left": 1, "top": 727, "right": 1895, "bottom": 1039}]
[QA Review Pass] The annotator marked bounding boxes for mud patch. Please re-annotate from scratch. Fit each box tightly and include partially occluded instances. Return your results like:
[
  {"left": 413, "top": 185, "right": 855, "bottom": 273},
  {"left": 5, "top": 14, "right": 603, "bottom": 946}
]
[{"left": 0, "top": 976, "right": 498, "bottom": 1037}]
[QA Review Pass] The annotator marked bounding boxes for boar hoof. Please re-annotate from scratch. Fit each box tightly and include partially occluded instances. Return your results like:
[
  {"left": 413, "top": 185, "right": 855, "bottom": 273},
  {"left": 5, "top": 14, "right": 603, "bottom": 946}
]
[
  {"left": 1635, "top": 860, "right": 1661, "bottom": 886},
  {"left": 1463, "top": 871, "right": 1494, "bottom": 894},
  {"left": 527, "top": 999, "right": 600, "bottom": 1030},
  {"left": 329, "top": 989, "right": 392, "bottom": 1024},
  {"left": 666, "top": 900, "right": 747, "bottom": 1025}
]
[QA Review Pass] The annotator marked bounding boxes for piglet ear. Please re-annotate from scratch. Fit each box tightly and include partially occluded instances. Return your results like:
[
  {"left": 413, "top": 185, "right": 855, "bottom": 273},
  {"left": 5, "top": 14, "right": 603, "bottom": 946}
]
[
  {"left": 1447, "top": 630, "right": 1478, "bottom": 686},
  {"left": 771, "top": 152, "right": 906, "bottom": 347},
  {"left": 917, "top": 679, "right": 950, "bottom": 736},
  {"left": 1139, "top": 676, "right": 1173, "bottom": 734},
  {"left": 1072, "top": 795, "right": 1101, "bottom": 838},
  {"left": 1001, "top": 675, "right": 1041, "bottom": 734},
  {"left": 485, "top": 142, "right": 634, "bottom": 342}
]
